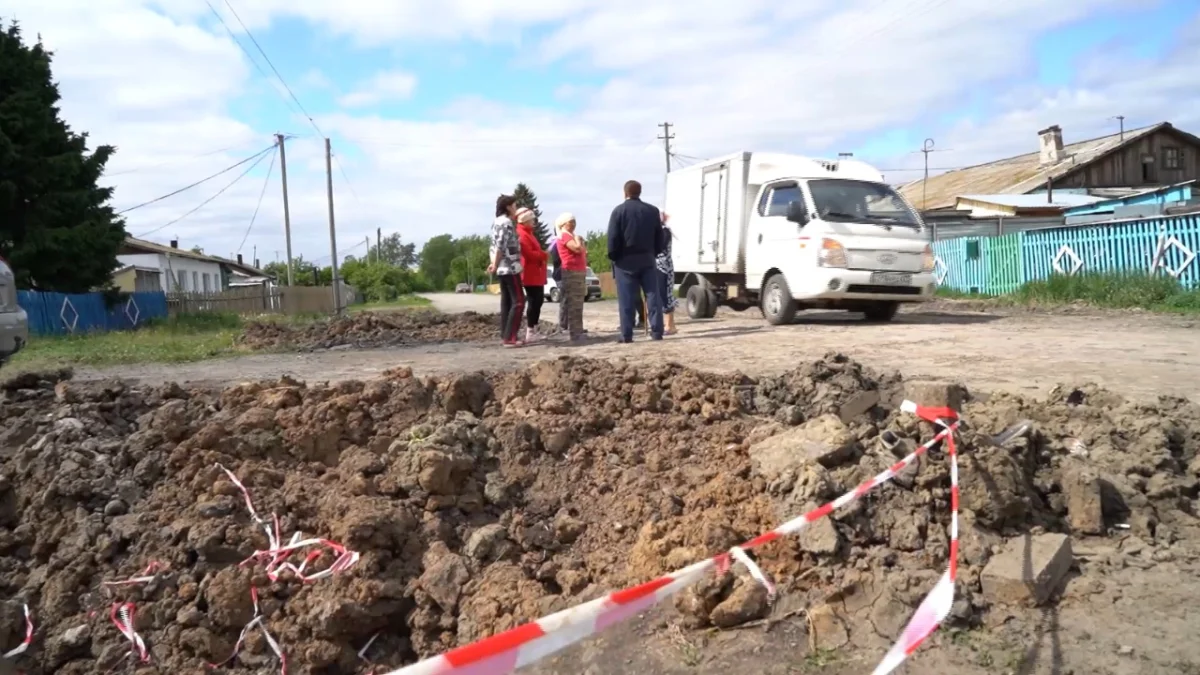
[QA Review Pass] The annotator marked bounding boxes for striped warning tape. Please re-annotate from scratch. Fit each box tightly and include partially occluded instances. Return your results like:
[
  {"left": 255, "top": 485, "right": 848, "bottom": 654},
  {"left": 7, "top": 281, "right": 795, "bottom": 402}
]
[{"left": 385, "top": 401, "right": 962, "bottom": 675}]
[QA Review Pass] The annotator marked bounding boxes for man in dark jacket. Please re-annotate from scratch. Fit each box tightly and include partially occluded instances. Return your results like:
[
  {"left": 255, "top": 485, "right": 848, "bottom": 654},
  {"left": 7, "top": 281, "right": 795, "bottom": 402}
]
[{"left": 607, "top": 179, "right": 665, "bottom": 342}]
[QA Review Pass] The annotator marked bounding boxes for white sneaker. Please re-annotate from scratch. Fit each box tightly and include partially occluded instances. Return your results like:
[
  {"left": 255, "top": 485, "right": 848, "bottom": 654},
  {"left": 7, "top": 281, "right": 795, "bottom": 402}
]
[{"left": 525, "top": 327, "right": 543, "bottom": 342}]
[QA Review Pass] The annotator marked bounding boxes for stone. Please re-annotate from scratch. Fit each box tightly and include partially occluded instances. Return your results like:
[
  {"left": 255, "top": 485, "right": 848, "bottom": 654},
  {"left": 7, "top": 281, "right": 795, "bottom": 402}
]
[
  {"left": 798, "top": 514, "right": 841, "bottom": 555},
  {"left": 838, "top": 390, "right": 881, "bottom": 423},
  {"left": 464, "top": 524, "right": 510, "bottom": 562},
  {"left": 903, "top": 381, "right": 965, "bottom": 412},
  {"left": 1060, "top": 461, "right": 1104, "bottom": 535},
  {"left": 749, "top": 414, "right": 856, "bottom": 477},
  {"left": 709, "top": 578, "right": 771, "bottom": 628},
  {"left": 981, "top": 533, "right": 1073, "bottom": 606},
  {"left": 553, "top": 512, "right": 587, "bottom": 544},
  {"left": 806, "top": 603, "right": 849, "bottom": 650},
  {"left": 103, "top": 500, "right": 128, "bottom": 517},
  {"left": 418, "top": 550, "right": 471, "bottom": 611}
]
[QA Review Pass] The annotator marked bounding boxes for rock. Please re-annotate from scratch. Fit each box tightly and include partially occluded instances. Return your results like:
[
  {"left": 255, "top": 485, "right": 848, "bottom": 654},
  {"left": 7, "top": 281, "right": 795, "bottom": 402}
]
[
  {"left": 749, "top": 414, "right": 856, "bottom": 477},
  {"left": 46, "top": 624, "right": 92, "bottom": 666},
  {"left": 838, "top": 390, "right": 880, "bottom": 423},
  {"left": 981, "top": 533, "right": 1073, "bottom": 606},
  {"left": 806, "top": 603, "right": 849, "bottom": 650},
  {"left": 103, "top": 499, "right": 128, "bottom": 516},
  {"left": 1060, "top": 461, "right": 1104, "bottom": 535},
  {"left": 419, "top": 550, "right": 471, "bottom": 611},
  {"left": 553, "top": 512, "right": 587, "bottom": 545},
  {"left": 903, "top": 381, "right": 965, "bottom": 412},
  {"left": 464, "top": 524, "right": 511, "bottom": 562},
  {"left": 798, "top": 513, "right": 841, "bottom": 555},
  {"left": 709, "top": 578, "right": 770, "bottom": 628}
]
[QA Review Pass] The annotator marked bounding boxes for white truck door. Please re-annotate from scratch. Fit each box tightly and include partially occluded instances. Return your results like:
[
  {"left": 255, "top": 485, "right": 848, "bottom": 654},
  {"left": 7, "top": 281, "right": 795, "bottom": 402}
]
[
  {"left": 698, "top": 163, "right": 730, "bottom": 265},
  {"left": 745, "top": 181, "right": 808, "bottom": 291}
]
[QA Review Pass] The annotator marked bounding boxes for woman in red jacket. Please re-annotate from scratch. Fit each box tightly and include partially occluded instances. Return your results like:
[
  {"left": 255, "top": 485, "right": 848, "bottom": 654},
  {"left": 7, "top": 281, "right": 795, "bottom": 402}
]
[{"left": 515, "top": 208, "right": 548, "bottom": 342}]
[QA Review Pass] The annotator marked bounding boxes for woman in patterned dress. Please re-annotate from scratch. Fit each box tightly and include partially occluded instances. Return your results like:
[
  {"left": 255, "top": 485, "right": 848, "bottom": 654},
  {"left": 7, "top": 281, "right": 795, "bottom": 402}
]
[{"left": 655, "top": 215, "right": 678, "bottom": 335}]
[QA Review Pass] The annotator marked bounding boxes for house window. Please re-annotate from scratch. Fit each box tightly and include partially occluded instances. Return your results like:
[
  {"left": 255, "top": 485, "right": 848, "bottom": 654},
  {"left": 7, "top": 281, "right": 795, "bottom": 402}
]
[
  {"left": 965, "top": 239, "right": 981, "bottom": 260},
  {"left": 1163, "top": 147, "right": 1182, "bottom": 170},
  {"left": 192, "top": 271, "right": 199, "bottom": 292},
  {"left": 203, "top": 274, "right": 211, "bottom": 292}
]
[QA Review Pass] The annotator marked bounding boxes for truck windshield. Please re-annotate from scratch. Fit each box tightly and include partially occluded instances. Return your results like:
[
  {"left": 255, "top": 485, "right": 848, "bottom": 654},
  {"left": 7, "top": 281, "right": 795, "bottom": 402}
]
[{"left": 808, "top": 179, "right": 920, "bottom": 228}]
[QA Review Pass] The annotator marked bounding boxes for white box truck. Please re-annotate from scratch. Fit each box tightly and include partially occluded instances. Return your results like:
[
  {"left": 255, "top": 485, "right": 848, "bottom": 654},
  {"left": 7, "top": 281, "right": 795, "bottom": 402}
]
[{"left": 667, "top": 151, "right": 936, "bottom": 324}]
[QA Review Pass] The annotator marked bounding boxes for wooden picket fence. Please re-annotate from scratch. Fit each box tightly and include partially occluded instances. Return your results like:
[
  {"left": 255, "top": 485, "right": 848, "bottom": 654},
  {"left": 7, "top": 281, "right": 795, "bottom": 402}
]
[{"left": 167, "top": 285, "right": 349, "bottom": 316}]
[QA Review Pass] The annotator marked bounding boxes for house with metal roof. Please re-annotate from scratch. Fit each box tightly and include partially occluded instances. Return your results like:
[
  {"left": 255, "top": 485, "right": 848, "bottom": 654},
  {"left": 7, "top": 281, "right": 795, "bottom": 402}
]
[{"left": 899, "top": 122, "right": 1200, "bottom": 212}]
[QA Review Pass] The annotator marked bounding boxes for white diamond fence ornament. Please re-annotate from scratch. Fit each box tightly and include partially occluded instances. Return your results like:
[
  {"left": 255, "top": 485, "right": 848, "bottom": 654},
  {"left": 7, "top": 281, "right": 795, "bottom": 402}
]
[
  {"left": 60, "top": 297, "right": 79, "bottom": 333},
  {"left": 1152, "top": 236, "right": 1195, "bottom": 278},
  {"left": 125, "top": 297, "right": 141, "bottom": 326},
  {"left": 933, "top": 256, "right": 948, "bottom": 285},
  {"left": 1052, "top": 245, "right": 1083, "bottom": 276}
]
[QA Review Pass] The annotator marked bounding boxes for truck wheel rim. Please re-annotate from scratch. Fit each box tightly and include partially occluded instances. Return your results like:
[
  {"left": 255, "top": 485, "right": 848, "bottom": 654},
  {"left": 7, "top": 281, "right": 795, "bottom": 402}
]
[{"left": 767, "top": 286, "right": 782, "bottom": 315}]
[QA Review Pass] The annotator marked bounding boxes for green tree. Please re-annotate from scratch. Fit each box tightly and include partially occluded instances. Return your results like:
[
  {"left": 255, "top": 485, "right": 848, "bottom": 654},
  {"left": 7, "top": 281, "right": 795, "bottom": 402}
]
[
  {"left": 0, "top": 21, "right": 127, "bottom": 292},
  {"left": 263, "top": 256, "right": 318, "bottom": 286},
  {"left": 419, "top": 234, "right": 458, "bottom": 289},
  {"left": 369, "top": 233, "right": 417, "bottom": 269},
  {"left": 513, "top": 182, "right": 551, "bottom": 249},
  {"left": 583, "top": 231, "right": 610, "bottom": 273}
]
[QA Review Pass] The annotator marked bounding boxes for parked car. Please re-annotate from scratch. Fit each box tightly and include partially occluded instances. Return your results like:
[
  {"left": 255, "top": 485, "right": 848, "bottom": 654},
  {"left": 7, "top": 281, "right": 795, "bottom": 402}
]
[
  {"left": 545, "top": 266, "right": 603, "bottom": 302},
  {"left": 0, "top": 256, "right": 29, "bottom": 367},
  {"left": 455, "top": 283, "right": 471, "bottom": 294}
]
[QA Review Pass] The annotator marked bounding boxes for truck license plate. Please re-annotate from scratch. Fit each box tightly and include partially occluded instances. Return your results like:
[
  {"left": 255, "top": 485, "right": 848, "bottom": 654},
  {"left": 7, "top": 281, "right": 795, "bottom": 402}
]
[{"left": 870, "top": 271, "right": 912, "bottom": 286}]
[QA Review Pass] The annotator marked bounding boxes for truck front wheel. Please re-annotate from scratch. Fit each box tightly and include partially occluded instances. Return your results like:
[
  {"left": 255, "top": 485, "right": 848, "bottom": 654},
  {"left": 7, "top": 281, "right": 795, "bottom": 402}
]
[
  {"left": 863, "top": 301, "right": 899, "bottom": 322},
  {"left": 761, "top": 274, "right": 797, "bottom": 325}
]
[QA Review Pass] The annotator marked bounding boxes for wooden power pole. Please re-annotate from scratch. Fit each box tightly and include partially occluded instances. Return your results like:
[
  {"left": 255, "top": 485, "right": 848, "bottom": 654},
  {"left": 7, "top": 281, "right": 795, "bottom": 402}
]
[
  {"left": 658, "top": 122, "right": 674, "bottom": 173},
  {"left": 324, "top": 138, "right": 342, "bottom": 314},
  {"left": 275, "top": 133, "right": 295, "bottom": 286}
]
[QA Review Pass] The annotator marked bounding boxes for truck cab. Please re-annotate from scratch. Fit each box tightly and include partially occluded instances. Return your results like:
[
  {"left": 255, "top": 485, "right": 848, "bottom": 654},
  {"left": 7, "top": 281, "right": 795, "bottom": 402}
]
[{"left": 668, "top": 152, "right": 936, "bottom": 324}]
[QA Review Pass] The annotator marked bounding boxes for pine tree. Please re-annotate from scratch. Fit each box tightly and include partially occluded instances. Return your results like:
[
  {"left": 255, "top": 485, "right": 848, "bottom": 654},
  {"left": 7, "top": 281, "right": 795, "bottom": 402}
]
[
  {"left": 0, "top": 21, "right": 127, "bottom": 292},
  {"left": 512, "top": 182, "right": 551, "bottom": 249}
]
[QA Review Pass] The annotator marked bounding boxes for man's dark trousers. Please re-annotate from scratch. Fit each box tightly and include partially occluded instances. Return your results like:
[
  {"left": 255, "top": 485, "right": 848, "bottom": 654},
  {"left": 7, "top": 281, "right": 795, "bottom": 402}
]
[{"left": 615, "top": 265, "right": 662, "bottom": 341}]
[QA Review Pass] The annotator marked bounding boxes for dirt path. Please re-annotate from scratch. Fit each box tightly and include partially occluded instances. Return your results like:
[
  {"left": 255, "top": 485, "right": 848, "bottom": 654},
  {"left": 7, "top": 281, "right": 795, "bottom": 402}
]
[{"left": 78, "top": 298, "right": 1200, "bottom": 402}]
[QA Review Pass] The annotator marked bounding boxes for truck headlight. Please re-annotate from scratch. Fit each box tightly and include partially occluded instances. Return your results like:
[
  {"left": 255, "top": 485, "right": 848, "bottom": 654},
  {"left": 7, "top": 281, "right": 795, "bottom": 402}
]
[
  {"left": 921, "top": 245, "right": 935, "bottom": 273},
  {"left": 818, "top": 238, "right": 847, "bottom": 268}
]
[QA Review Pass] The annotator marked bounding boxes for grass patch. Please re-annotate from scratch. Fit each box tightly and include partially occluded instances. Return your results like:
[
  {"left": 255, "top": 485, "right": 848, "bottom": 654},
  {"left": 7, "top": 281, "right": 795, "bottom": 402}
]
[
  {"left": 351, "top": 295, "right": 433, "bottom": 313},
  {"left": 936, "top": 271, "right": 1200, "bottom": 313},
  {"left": 6, "top": 311, "right": 318, "bottom": 372}
]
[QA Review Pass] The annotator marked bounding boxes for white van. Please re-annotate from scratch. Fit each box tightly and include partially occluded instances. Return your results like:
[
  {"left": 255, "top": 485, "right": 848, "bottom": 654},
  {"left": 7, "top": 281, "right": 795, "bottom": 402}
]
[
  {"left": 667, "top": 151, "right": 936, "bottom": 324},
  {"left": 545, "top": 266, "right": 603, "bottom": 303}
]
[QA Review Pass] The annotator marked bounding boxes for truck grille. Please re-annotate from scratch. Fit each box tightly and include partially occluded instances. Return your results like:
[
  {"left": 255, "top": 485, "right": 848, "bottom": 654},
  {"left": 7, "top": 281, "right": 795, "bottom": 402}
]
[{"left": 845, "top": 250, "right": 923, "bottom": 273}]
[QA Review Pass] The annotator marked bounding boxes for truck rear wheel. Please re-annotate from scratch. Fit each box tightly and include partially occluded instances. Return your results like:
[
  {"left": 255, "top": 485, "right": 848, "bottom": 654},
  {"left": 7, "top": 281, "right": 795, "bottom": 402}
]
[
  {"left": 863, "top": 301, "right": 899, "bottom": 322},
  {"left": 762, "top": 274, "right": 797, "bottom": 325},
  {"left": 703, "top": 288, "right": 719, "bottom": 318},
  {"left": 686, "top": 285, "right": 710, "bottom": 319}
]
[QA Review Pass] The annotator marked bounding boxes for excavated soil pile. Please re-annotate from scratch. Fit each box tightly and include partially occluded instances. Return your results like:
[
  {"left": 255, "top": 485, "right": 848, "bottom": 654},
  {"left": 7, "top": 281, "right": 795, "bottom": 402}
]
[
  {"left": 2, "top": 355, "right": 1199, "bottom": 674},
  {"left": 239, "top": 310, "right": 554, "bottom": 351}
]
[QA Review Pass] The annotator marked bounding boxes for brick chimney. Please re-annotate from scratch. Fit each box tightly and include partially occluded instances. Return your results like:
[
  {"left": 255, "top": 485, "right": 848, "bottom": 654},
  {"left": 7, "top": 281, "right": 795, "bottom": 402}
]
[
  {"left": 169, "top": 239, "right": 178, "bottom": 249},
  {"left": 237, "top": 254, "right": 243, "bottom": 264},
  {"left": 1038, "top": 125, "right": 1063, "bottom": 165}
]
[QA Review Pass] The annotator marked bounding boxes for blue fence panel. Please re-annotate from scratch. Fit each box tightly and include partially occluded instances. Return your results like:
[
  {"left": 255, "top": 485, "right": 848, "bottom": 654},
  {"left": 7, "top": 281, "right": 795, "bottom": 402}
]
[
  {"left": 932, "top": 237, "right": 994, "bottom": 293},
  {"left": 17, "top": 291, "right": 169, "bottom": 336},
  {"left": 1021, "top": 214, "right": 1200, "bottom": 289}
]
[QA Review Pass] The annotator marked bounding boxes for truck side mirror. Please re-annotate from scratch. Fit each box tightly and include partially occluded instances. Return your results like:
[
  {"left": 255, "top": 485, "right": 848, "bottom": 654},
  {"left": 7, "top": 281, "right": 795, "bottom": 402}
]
[{"left": 786, "top": 201, "right": 808, "bottom": 225}]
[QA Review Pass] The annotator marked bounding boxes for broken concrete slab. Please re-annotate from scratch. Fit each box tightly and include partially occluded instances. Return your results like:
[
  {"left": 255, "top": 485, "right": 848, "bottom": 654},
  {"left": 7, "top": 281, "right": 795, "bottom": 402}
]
[
  {"left": 838, "top": 389, "right": 880, "bottom": 423},
  {"left": 981, "top": 533, "right": 1073, "bottom": 606},
  {"left": 903, "top": 381, "right": 965, "bottom": 412},
  {"left": 1061, "top": 461, "right": 1105, "bottom": 535},
  {"left": 749, "top": 414, "right": 856, "bottom": 477}
]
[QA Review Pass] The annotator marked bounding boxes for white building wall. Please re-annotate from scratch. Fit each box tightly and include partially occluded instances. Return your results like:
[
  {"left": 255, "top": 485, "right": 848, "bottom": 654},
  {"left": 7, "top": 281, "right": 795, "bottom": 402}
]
[{"left": 117, "top": 252, "right": 225, "bottom": 292}]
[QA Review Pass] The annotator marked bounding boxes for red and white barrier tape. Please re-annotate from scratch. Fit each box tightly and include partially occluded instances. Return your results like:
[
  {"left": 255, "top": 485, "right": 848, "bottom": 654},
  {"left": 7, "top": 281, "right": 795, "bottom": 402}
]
[
  {"left": 110, "top": 602, "right": 150, "bottom": 663},
  {"left": 206, "top": 587, "right": 288, "bottom": 674},
  {"left": 384, "top": 401, "right": 962, "bottom": 675},
  {"left": 102, "top": 561, "right": 166, "bottom": 587},
  {"left": 3, "top": 604, "right": 33, "bottom": 658},
  {"left": 216, "top": 463, "right": 361, "bottom": 582}
]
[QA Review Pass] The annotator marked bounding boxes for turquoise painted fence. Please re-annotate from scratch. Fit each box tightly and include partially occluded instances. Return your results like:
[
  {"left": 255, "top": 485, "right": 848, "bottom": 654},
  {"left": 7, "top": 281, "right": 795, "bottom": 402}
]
[
  {"left": 17, "top": 291, "right": 169, "bottom": 336},
  {"left": 932, "top": 213, "right": 1200, "bottom": 294}
]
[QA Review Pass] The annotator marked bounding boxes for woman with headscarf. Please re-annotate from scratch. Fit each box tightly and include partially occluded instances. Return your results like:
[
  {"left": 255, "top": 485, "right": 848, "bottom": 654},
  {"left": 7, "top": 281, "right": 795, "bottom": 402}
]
[
  {"left": 488, "top": 194, "right": 524, "bottom": 346},
  {"left": 656, "top": 213, "right": 678, "bottom": 334},
  {"left": 515, "top": 207, "right": 548, "bottom": 342},
  {"left": 554, "top": 212, "right": 588, "bottom": 341}
]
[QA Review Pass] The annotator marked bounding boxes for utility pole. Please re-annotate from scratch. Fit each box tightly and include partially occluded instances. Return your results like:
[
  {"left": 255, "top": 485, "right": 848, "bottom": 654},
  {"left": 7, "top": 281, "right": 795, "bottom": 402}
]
[
  {"left": 324, "top": 138, "right": 342, "bottom": 314},
  {"left": 658, "top": 122, "right": 674, "bottom": 173},
  {"left": 377, "top": 228, "right": 382, "bottom": 262},
  {"left": 921, "top": 138, "right": 935, "bottom": 211},
  {"left": 365, "top": 236, "right": 371, "bottom": 263},
  {"left": 1113, "top": 115, "right": 1125, "bottom": 141},
  {"left": 275, "top": 133, "right": 295, "bottom": 286}
]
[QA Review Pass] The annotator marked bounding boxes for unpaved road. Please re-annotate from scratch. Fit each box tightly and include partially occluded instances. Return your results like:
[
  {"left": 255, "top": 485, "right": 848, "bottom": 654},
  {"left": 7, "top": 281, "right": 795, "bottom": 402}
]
[{"left": 77, "top": 294, "right": 1200, "bottom": 401}]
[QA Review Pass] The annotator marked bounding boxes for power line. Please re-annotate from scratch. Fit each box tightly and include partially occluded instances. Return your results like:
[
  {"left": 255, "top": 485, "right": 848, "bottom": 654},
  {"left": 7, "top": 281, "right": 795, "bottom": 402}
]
[
  {"left": 116, "top": 144, "right": 275, "bottom": 214},
  {"left": 137, "top": 148, "right": 274, "bottom": 238},
  {"left": 105, "top": 143, "right": 261, "bottom": 177},
  {"left": 331, "top": 152, "right": 359, "bottom": 204},
  {"left": 238, "top": 142, "right": 278, "bottom": 253},
  {"left": 219, "top": 0, "right": 324, "bottom": 137},
  {"left": 202, "top": 0, "right": 302, "bottom": 118}
]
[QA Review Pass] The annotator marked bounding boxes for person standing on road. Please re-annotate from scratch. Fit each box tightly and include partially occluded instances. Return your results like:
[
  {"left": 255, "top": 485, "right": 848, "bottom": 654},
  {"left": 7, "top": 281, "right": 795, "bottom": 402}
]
[
  {"left": 656, "top": 213, "right": 678, "bottom": 335},
  {"left": 516, "top": 207, "right": 548, "bottom": 342},
  {"left": 607, "top": 180, "right": 665, "bottom": 342},
  {"left": 548, "top": 219, "right": 568, "bottom": 332},
  {"left": 555, "top": 213, "right": 588, "bottom": 341},
  {"left": 489, "top": 194, "right": 525, "bottom": 347}
]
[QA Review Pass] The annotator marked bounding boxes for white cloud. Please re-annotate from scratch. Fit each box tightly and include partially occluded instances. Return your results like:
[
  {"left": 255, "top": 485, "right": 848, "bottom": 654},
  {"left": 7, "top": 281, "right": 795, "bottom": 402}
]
[
  {"left": 337, "top": 70, "right": 418, "bottom": 108},
  {"left": 4, "top": 0, "right": 1198, "bottom": 270}
]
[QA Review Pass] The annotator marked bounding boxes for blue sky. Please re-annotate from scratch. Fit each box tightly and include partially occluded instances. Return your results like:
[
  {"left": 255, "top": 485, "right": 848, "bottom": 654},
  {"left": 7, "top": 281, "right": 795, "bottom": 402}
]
[{"left": 20, "top": 0, "right": 1200, "bottom": 258}]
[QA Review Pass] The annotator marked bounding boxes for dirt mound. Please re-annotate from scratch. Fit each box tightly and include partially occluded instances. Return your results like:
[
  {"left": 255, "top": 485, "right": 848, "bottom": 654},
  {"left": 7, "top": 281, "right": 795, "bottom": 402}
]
[
  {"left": 2, "top": 355, "right": 1199, "bottom": 673},
  {"left": 239, "top": 310, "right": 555, "bottom": 351}
]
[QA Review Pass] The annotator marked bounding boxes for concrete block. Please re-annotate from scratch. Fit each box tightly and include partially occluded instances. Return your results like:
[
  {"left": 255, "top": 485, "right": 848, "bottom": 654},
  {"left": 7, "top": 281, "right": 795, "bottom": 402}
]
[
  {"left": 749, "top": 414, "right": 856, "bottom": 476},
  {"left": 1061, "top": 461, "right": 1105, "bottom": 535},
  {"left": 903, "top": 381, "right": 965, "bottom": 412},
  {"left": 981, "top": 533, "right": 1073, "bottom": 606},
  {"left": 838, "top": 389, "right": 881, "bottom": 423}
]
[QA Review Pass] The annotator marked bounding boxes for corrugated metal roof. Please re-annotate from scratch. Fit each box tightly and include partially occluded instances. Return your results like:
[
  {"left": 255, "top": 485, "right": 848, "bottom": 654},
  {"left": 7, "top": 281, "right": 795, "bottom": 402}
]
[
  {"left": 899, "top": 123, "right": 1168, "bottom": 210},
  {"left": 958, "top": 193, "right": 1105, "bottom": 208}
]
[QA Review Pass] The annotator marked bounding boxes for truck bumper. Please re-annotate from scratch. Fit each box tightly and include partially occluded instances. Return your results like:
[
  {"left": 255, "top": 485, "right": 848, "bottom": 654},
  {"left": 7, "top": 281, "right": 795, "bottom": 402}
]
[
  {"left": 793, "top": 269, "right": 936, "bottom": 303},
  {"left": 0, "top": 309, "right": 29, "bottom": 363}
]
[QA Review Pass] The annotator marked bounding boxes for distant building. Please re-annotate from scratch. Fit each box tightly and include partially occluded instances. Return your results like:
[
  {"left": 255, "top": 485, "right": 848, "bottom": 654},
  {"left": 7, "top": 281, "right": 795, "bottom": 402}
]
[
  {"left": 900, "top": 121, "right": 1200, "bottom": 212},
  {"left": 116, "top": 237, "right": 271, "bottom": 293}
]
